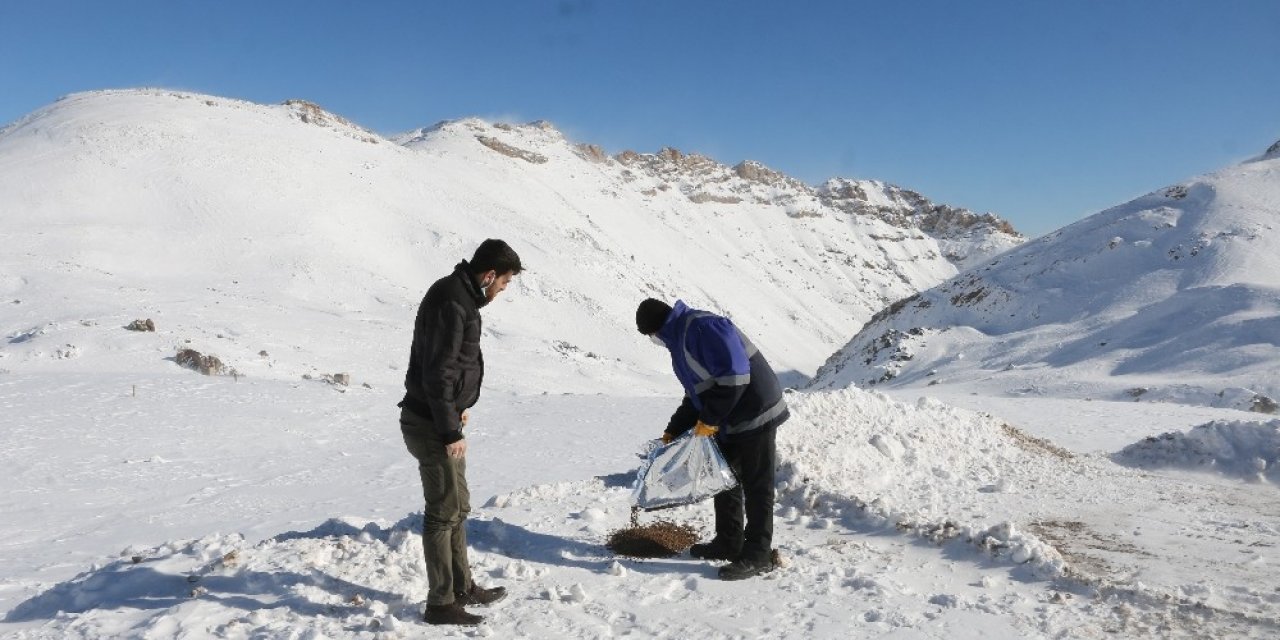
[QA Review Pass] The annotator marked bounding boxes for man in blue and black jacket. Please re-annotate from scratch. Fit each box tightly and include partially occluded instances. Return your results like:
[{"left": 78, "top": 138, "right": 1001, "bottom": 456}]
[{"left": 636, "top": 298, "right": 789, "bottom": 580}]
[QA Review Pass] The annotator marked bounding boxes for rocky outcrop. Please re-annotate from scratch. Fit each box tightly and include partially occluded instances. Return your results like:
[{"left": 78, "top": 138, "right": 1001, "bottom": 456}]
[
  {"left": 176, "top": 348, "right": 228, "bottom": 376},
  {"left": 733, "top": 160, "right": 812, "bottom": 193},
  {"left": 575, "top": 143, "right": 610, "bottom": 164},
  {"left": 819, "top": 178, "right": 1018, "bottom": 240},
  {"left": 282, "top": 100, "right": 381, "bottom": 144},
  {"left": 476, "top": 136, "right": 548, "bottom": 164},
  {"left": 125, "top": 318, "right": 155, "bottom": 332}
]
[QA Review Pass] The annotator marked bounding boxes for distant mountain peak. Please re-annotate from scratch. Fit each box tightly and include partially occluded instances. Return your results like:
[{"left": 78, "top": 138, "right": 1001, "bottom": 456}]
[{"left": 1265, "top": 138, "right": 1280, "bottom": 160}]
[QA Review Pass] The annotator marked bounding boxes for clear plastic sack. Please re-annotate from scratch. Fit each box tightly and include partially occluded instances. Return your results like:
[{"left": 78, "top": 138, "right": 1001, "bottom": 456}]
[{"left": 632, "top": 433, "right": 739, "bottom": 511}]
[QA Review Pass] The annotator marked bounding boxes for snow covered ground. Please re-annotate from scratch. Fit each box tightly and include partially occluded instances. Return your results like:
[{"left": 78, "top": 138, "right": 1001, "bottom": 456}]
[
  {"left": 3, "top": 367, "right": 1278, "bottom": 638},
  {"left": 2, "top": 90, "right": 1278, "bottom": 638}
]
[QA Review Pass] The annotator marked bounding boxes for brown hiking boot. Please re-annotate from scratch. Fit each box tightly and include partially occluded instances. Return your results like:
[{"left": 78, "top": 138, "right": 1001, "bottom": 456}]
[
  {"left": 455, "top": 583, "right": 507, "bottom": 607},
  {"left": 424, "top": 602, "right": 483, "bottom": 626}
]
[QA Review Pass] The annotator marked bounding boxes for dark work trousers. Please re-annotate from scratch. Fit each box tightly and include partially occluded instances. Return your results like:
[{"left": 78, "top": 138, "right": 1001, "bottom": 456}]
[
  {"left": 400, "top": 408, "right": 472, "bottom": 606},
  {"left": 713, "top": 427, "right": 777, "bottom": 563}
]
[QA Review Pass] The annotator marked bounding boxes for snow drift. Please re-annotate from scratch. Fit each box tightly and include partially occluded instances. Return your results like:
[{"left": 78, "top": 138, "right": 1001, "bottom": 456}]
[{"left": 1115, "top": 419, "right": 1280, "bottom": 483}]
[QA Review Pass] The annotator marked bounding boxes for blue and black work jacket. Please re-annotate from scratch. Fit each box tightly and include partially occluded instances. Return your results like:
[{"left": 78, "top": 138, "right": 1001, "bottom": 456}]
[{"left": 657, "top": 301, "right": 789, "bottom": 441}]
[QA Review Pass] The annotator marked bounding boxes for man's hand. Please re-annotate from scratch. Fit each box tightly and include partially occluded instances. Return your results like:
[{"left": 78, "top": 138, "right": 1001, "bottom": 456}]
[
  {"left": 461, "top": 410, "right": 469, "bottom": 427},
  {"left": 446, "top": 439, "right": 467, "bottom": 459},
  {"left": 693, "top": 421, "right": 719, "bottom": 437},
  {"left": 660, "top": 432, "right": 675, "bottom": 444}
]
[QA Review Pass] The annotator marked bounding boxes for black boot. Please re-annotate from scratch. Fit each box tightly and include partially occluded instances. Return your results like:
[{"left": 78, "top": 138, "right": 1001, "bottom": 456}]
[
  {"left": 424, "top": 602, "right": 484, "bottom": 626},
  {"left": 718, "top": 556, "right": 775, "bottom": 581},
  {"left": 689, "top": 538, "right": 742, "bottom": 561},
  {"left": 455, "top": 583, "right": 507, "bottom": 606}
]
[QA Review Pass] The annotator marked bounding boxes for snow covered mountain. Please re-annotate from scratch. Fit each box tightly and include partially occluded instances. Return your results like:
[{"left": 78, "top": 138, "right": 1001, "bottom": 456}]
[
  {"left": 0, "top": 89, "right": 1020, "bottom": 393},
  {"left": 810, "top": 142, "right": 1280, "bottom": 410}
]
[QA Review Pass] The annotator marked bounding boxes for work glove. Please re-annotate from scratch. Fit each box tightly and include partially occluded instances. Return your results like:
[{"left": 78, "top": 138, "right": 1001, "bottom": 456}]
[{"left": 693, "top": 421, "right": 719, "bottom": 437}]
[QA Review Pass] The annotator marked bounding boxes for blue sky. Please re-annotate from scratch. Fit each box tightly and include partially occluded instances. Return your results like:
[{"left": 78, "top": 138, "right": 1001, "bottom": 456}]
[{"left": 3, "top": 1, "right": 1278, "bottom": 237}]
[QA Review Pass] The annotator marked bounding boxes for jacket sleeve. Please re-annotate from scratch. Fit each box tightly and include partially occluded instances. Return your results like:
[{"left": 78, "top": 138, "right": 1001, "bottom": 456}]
[
  {"left": 689, "top": 319, "right": 751, "bottom": 427},
  {"left": 421, "top": 300, "right": 466, "bottom": 443},
  {"left": 665, "top": 395, "right": 699, "bottom": 437}
]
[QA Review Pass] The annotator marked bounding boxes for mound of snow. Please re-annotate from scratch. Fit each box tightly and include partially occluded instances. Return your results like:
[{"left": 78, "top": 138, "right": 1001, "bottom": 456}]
[
  {"left": 1114, "top": 419, "right": 1280, "bottom": 483},
  {"left": 776, "top": 388, "right": 1074, "bottom": 574}
]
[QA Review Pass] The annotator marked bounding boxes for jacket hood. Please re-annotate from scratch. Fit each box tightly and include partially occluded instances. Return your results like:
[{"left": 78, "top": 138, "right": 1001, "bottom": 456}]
[
  {"left": 655, "top": 300, "right": 692, "bottom": 345},
  {"left": 454, "top": 260, "right": 490, "bottom": 309}
]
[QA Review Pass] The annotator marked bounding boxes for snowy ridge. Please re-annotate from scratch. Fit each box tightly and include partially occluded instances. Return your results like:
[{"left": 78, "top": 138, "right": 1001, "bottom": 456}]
[
  {"left": 810, "top": 143, "right": 1280, "bottom": 408},
  {"left": 397, "top": 117, "right": 1023, "bottom": 270}
]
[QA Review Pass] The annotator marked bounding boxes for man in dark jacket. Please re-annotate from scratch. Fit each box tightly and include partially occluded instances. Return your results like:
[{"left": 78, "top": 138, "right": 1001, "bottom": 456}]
[
  {"left": 636, "top": 298, "right": 789, "bottom": 580},
  {"left": 400, "top": 239, "right": 522, "bottom": 626}
]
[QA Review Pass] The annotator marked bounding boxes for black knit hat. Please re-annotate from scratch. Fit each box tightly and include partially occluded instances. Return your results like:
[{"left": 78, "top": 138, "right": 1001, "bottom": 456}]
[{"left": 635, "top": 298, "right": 673, "bottom": 334}]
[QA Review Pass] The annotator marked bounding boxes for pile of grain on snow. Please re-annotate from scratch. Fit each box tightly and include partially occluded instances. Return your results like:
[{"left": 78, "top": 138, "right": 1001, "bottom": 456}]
[
  {"left": 1114, "top": 419, "right": 1280, "bottom": 483},
  {"left": 606, "top": 518, "right": 699, "bottom": 558}
]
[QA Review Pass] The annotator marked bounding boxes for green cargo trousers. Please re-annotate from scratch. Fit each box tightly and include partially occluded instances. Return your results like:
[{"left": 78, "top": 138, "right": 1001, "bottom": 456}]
[{"left": 400, "top": 408, "right": 472, "bottom": 606}]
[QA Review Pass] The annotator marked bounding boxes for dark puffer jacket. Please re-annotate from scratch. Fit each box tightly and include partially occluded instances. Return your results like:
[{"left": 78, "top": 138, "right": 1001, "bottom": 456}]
[{"left": 399, "top": 260, "right": 488, "bottom": 444}]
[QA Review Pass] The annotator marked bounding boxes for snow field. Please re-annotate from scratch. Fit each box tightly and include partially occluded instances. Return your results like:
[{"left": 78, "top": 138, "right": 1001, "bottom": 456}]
[
  {"left": 4, "top": 376, "right": 1279, "bottom": 638},
  {"left": 0, "top": 482, "right": 1078, "bottom": 639}
]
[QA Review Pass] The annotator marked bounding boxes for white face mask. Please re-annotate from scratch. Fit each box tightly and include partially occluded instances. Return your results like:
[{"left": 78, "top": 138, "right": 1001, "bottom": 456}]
[{"left": 649, "top": 334, "right": 665, "bottom": 347}]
